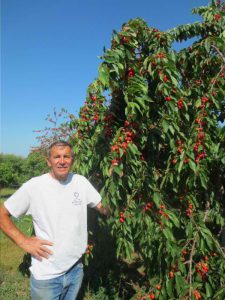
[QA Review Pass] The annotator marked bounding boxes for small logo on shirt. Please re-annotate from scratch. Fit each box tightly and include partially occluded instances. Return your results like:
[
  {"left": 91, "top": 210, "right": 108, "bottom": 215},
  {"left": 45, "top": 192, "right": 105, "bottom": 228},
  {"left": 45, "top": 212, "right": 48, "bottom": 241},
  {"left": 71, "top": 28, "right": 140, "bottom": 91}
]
[{"left": 72, "top": 192, "right": 82, "bottom": 205}]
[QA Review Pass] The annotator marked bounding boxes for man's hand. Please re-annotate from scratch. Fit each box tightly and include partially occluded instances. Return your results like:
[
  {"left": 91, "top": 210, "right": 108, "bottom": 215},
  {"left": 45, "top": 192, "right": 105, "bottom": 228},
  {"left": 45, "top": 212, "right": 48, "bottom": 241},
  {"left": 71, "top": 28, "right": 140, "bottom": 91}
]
[
  {"left": 0, "top": 205, "right": 53, "bottom": 261},
  {"left": 95, "top": 202, "right": 111, "bottom": 216},
  {"left": 19, "top": 236, "right": 54, "bottom": 261}
]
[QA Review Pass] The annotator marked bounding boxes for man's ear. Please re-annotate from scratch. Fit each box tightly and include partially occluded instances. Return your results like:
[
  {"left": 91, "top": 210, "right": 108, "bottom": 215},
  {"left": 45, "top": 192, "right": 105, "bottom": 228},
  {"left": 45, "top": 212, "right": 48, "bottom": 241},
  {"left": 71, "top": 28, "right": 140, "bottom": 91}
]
[{"left": 46, "top": 158, "right": 51, "bottom": 168}]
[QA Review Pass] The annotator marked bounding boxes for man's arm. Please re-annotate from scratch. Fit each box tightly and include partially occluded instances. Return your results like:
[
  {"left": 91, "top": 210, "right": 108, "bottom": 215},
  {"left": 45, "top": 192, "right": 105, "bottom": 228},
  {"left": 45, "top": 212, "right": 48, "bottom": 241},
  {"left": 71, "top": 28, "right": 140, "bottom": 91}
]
[
  {"left": 95, "top": 202, "right": 111, "bottom": 216},
  {"left": 0, "top": 204, "right": 53, "bottom": 260}
]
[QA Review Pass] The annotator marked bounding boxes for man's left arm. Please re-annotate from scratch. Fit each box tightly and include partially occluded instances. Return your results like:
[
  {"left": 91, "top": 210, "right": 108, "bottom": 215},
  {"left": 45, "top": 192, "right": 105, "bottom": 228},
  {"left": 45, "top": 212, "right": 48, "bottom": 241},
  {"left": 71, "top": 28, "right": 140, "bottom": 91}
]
[{"left": 95, "top": 202, "right": 111, "bottom": 216}]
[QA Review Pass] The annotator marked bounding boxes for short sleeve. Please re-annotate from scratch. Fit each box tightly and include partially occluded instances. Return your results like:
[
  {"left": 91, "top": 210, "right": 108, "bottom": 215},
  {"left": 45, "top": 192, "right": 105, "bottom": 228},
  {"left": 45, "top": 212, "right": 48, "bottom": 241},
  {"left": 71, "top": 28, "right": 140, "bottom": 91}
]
[
  {"left": 82, "top": 177, "right": 101, "bottom": 208},
  {"left": 4, "top": 182, "right": 31, "bottom": 218}
]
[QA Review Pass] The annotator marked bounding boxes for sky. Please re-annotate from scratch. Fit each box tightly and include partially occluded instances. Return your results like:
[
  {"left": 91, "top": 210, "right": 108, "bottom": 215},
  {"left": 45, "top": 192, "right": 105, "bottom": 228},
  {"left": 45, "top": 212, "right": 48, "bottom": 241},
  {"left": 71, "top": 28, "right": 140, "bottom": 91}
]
[{"left": 1, "top": 0, "right": 210, "bottom": 157}]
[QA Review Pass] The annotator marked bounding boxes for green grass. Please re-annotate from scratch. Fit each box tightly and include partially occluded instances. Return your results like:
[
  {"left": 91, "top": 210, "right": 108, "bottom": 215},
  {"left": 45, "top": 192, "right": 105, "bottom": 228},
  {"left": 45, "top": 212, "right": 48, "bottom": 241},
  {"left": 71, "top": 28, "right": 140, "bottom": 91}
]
[
  {"left": 0, "top": 270, "right": 30, "bottom": 300},
  {"left": 0, "top": 187, "right": 30, "bottom": 299},
  {"left": 0, "top": 187, "right": 17, "bottom": 199}
]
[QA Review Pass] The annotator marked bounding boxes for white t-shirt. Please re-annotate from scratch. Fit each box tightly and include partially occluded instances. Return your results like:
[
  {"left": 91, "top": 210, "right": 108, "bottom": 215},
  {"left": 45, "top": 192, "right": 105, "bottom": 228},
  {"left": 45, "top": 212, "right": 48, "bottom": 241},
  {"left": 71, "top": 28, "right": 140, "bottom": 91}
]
[{"left": 4, "top": 173, "right": 101, "bottom": 280}]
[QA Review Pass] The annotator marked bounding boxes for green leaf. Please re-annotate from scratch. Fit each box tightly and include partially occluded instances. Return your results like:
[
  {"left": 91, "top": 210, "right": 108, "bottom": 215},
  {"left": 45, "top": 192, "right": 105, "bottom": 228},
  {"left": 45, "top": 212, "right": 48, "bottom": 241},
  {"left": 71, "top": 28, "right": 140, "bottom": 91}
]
[
  {"left": 128, "top": 142, "right": 139, "bottom": 156},
  {"left": 153, "top": 192, "right": 162, "bottom": 207},
  {"left": 188, "top": 159, "right": 197, "bottom": 173},
  {"left": 199, "top": 172, "right": 208, "bottom": 189},
  {"left": 171, "top": 75, "right": 178, "bottom": 86},
  {"left": 177, "top": 158, "right": 184, "bottom": 174},
  {"left": 168, "top": 211, "right": 180, "bottom": 228},
  {"left": 126, "top": 102, "right": 143, "bottom": 115},
  {"left": 204, "top": 38, "right": 211, "bottom": 53},
  {"left": 162, "top": 120, "right": 169, "bottom": 133},
  {"left": 163, "top": 228, "right": 175, "bottom": 241},
  {"left": 166, "top": 278, "right": 174, "bottom": 298},
  {"left": 213, "top": 285, "right": 225, "bottom": 299},
  {"left": 195, "top": 98, "right": 202, "bottom": 108},
  {"left": 98, "top": 64, "right": 109, "bottom": 86},
  {"left": 113, "top": 165, "right": 123, "bottom": 176},
  {"left": 206, "top": 282, "right": 213, "bottom": 298},
  {"left": 186, "top": 221, "right": 193, "bottom": 238},
  {"left": 178, "top": 259, "right": 186, "bottom": 274},
  {"left": 175, "top": 273, "right": 186, "bottom": 295},
  {"left": 184, "top": 113, "right": 190, "bottom": 121},
  {"left": 168, "top": 125, "right": 175, "bottom": 135}
]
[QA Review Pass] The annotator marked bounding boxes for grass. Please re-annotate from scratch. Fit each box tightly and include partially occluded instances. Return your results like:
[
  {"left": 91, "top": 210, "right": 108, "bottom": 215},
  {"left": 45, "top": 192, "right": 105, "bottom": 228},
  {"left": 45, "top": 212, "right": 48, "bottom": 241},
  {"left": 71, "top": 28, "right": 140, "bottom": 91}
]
[
  {"left": 0, "top": 187, "right": 30, "bottom": 299},
  {"left": 0, "top": 187, "right": 18, "bottom": 198}
]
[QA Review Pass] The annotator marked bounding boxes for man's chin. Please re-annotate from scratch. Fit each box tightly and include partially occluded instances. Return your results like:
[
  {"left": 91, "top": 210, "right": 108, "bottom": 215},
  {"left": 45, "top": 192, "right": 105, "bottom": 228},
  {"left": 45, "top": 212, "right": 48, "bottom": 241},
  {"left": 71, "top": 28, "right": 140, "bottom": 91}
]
[
  {"left": 59, "top": 176, "right": 68, "bottom": 181},
  {"left": 52, "top": 170, "right": 70, "bottom": 181},
  {"left": 58, "top": 171, "right": 69, "bottom": 179}
]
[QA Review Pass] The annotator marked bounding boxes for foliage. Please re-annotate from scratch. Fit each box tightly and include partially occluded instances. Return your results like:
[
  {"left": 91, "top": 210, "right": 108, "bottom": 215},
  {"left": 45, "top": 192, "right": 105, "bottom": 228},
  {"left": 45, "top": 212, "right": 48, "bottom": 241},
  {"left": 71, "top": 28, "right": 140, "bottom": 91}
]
[
  {"left": 0, "top": 154, "right": 25, "bottom": 188},
  {"left": 66, "top": 1, "right": 225, "bottom": 299},
  {"left": 0, "top": 152, "right": 48, "bottom": 188},
  {"left": 22, "top": 151, "right": 49, "bottom": 182}
]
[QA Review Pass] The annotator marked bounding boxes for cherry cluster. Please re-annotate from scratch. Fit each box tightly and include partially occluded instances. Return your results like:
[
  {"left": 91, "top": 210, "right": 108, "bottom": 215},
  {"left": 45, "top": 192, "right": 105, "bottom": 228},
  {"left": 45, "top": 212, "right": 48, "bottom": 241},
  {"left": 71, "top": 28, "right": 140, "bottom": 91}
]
[
  {"left": 110, "top": 121, "right": 137, "bottom": 166},
  {"left": 143, "top": 202, "right": 154, "bottom": 212},
  {"left": 194, "top": 96, "right": 209, "bottom": 164},
  {"left": 141, "top": 293, "right": 155, "bottom": 299},
  {"left": 195, "top": 259, "right": 209, "bottom": 280},
  {"left": 185, "top": 202, "right": 193, "bottom": 217},
  {"left": 103, "top": 113, "right": 115, "bottom": 138},
  {"left": 158, "top": 204, "right": 169, "bottom": 220},
  {"left": 176, "top": 97, "right": 184, "bottom": 110},
  {"left": 171, "top": 140, "right": 189, "bottom": 165},
  {"left": 193, "top": 289, "right": 202, "bottom": 300},
  {"left": 85, "top": 244, "right": 93, "bottom": 255}
]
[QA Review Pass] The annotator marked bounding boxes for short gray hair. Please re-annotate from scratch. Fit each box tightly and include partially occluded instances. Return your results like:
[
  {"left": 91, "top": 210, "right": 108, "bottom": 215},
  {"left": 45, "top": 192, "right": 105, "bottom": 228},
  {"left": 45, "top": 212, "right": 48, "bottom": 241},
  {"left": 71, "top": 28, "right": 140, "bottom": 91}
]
[{"left": 47, "top": 140, "right": 74, "bottom": 157}]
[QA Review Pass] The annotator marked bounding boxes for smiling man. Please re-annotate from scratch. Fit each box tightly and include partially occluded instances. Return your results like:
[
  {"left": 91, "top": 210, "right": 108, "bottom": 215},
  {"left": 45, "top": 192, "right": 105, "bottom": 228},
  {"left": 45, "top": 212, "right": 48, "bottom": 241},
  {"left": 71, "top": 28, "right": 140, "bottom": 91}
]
[{"left": 0, "top": 140, "right": 109, "bottom": 300}]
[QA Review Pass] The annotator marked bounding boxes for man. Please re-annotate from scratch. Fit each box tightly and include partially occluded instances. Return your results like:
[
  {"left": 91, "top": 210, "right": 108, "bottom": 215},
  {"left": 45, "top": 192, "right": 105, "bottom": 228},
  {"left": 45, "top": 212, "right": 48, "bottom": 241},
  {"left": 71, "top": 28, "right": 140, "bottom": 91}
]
[{"left": 0, "top": 140, "right": 109, "bottom": 300}]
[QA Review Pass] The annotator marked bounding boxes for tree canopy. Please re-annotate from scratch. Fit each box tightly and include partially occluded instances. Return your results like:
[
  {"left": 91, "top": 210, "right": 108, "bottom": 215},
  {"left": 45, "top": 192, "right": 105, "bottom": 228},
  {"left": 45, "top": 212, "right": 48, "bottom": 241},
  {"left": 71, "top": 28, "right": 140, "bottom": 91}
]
[{"left": 32, "top": 1, "right": 225, "bottom": 298}]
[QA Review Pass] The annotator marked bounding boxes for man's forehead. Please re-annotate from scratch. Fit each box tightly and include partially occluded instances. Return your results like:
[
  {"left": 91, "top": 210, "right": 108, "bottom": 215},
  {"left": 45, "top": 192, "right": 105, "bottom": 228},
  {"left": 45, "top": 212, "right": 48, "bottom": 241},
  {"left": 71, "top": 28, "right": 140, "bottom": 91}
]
[
  {"left": 50, "top": 145, "right": 72, "bottom": 153},
  {"left": 53, "top": 144, "right": 70, "bottom": 149}
]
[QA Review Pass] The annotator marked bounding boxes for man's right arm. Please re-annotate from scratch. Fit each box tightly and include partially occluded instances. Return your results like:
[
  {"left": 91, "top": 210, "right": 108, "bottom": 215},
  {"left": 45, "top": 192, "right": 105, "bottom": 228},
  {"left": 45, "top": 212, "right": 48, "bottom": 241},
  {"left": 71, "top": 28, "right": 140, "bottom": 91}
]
[{"left": 0, "top": 204, "right": 53, "bottom": 260}]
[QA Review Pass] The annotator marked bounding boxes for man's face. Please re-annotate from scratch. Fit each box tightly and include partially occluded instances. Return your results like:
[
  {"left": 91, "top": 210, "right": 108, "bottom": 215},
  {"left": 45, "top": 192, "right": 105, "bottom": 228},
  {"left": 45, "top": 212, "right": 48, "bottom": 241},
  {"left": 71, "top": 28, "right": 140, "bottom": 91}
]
[{"left": 47, "top": 145, "right": 74, "bottom": 181}]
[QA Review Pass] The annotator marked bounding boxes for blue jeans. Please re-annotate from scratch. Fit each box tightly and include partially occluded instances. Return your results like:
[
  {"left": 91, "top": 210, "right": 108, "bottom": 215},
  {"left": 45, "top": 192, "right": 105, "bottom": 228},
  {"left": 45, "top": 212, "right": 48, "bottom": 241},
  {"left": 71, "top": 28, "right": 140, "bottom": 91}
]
[{"left": 30, "top": 262, "right": 84, "bottom": 300}]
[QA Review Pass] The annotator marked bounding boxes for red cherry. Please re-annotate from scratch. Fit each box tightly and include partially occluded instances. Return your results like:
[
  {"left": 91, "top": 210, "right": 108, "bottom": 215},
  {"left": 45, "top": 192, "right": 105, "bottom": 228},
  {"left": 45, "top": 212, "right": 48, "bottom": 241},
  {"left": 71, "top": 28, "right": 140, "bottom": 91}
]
[
  {"left": 163, "top": 75, "right": 168, "bottom": 82},
  {"left": 128, "top": 68, "right": 135, "bottom": 77},
  {"left": 177, "top": 147, "right": 183, "bottom": 155},
  {"left": 165, "top": 96, "right": 172, "bottom": 101}
]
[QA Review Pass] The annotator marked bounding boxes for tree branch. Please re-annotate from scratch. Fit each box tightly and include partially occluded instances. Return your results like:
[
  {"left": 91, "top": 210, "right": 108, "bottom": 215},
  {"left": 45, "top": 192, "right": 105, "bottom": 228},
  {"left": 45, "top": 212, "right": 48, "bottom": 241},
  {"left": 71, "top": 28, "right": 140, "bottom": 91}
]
[
  {"left": 188, "top": 202, "right": 210, "bottom": 300},
  {"left": 211, "top": 45, "right": 225, "bottom": 64}
]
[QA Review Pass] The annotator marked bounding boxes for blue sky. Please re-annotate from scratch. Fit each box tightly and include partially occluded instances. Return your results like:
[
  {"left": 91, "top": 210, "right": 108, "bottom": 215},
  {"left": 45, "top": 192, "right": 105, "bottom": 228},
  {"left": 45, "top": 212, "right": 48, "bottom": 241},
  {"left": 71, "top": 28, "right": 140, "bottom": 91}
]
[{"left": 1, "top": 0, "right": 209, "bottom": 157}]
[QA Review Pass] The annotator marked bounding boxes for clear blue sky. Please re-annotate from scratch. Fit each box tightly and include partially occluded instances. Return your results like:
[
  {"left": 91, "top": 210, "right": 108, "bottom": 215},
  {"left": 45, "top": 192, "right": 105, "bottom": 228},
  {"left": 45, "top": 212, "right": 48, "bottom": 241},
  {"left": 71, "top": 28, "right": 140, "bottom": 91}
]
[{"left": 1, "top": 0, "right": 209, "bottom": 157}]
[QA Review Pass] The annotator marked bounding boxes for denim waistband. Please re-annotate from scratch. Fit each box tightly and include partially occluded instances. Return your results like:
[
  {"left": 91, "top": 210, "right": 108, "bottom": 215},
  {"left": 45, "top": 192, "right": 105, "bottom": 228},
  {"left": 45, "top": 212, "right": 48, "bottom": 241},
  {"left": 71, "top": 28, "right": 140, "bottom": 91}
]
[{"left": 65, "top": 257, "right": 83, "bottom": 274}]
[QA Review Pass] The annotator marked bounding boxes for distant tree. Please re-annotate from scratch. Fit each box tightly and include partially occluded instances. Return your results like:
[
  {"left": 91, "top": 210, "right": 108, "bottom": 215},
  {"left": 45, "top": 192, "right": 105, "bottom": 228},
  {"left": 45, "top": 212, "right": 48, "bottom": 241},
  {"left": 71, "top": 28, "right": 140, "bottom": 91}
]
[
  {"left": 22, "top": 151, "right": 49, "bottom": 182},
  {"left": 0, "top": 154, "right": 24, "bottom": 188},
  {"left": 0, "top": 152, "right": 49, "bottom": 188}
]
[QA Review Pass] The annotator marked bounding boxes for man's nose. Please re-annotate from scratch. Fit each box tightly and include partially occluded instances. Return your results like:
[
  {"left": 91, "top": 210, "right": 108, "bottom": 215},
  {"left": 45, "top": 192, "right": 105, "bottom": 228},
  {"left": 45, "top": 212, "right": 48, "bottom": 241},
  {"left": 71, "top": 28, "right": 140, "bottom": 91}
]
[{"left": 59, "top": 157, "right": 66, "bottom": 164}]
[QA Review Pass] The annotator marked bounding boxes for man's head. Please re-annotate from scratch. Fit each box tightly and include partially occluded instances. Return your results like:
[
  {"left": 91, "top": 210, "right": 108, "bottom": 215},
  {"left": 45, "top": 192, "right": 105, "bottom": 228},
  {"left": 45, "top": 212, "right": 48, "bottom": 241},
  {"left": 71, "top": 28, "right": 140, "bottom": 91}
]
[{"left": 47, "top": 140, "right": 74, "bottom": 181}]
